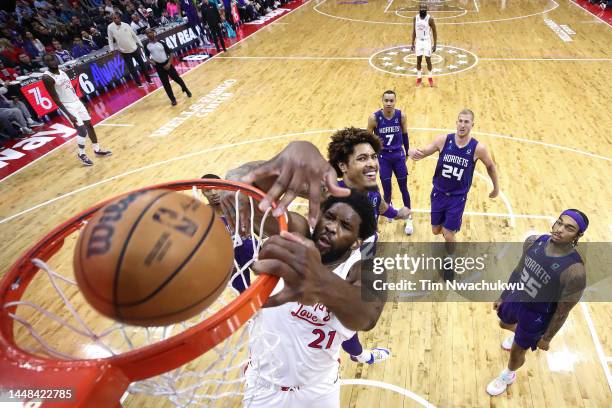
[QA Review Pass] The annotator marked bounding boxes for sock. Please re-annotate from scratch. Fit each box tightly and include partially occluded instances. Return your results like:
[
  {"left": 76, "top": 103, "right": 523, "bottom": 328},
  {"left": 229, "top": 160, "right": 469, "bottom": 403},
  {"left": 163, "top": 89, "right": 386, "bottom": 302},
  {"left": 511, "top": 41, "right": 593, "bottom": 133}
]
[
  {"left": 428, "top": 72, "right": 433, "bottom": 79},
  {"left": 352, "top": 350, "right": 373, "bottom": 363},
  {"left": 76, "top": 136, "right": 86, "bottom": 155},
  {"left": 341, "top": 333, "right": 363, "bottom": 356},
  {"left": 381, "top": 178, "right": 393, "bottom": 204},
  {"left": 93, "top": 143, "right": 100, "bottom": 152},
  {"left": 417, "top": 70, "right": 422, "bottom": 79},
  {"left": 501, "top": 368, "right": 516, "bottom": 381},
  {"left": 397, "top": 178, "right": 411, "bottom": 208}
]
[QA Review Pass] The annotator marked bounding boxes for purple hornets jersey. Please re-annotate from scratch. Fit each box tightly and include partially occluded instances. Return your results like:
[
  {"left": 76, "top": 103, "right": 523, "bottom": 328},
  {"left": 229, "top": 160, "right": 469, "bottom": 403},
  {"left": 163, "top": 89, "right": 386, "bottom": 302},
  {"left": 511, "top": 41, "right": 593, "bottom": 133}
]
[
  {"left": 374, "top": 109, "right": 403, "bottom": 152},
  {"left": 506, "top": 235, "right": 583, "bottom": 314},
  {"left": 338, "top": 180, "right": 381, "bottom": 222},
  {"left": 432, "top": 133, "right": 478, "bottom": 195}
]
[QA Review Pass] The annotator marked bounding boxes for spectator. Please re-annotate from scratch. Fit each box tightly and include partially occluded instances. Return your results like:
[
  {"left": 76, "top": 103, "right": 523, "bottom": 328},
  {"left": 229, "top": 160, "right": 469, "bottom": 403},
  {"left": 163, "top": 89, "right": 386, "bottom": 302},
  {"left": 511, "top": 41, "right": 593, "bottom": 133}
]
[
  {"left": 0, "top": 39, "right": 26, "bottom": 67},
  {"left": 107, "top": 12, "right": 153, "bottom": 87},
  {"left": 130, "top": 13, "right": 150, "bottom": 34},
  {"left": 34, "top": 0, "right": 54, "bottom": 11},
  {"left": 201, "top": 0, "right": 226, "bottom": 53},
  {"left": 143, "top": 8, "right": 159, "bottom": 28},
  {"left": 166, "top": 0, "right": 180, "bottom": 19},
  {"left": 15, "top": 0, "right": 36, "bottom": 25},
  {"left": 0, "top": 61, "right": 18, "bottom": 81},
  {"left": 159, "top": 10, "right": 171, "bottom": 25},
  {"left": 17, "top": 53, "right": 43, "bottom": 75},
  {"left": 104, "top": 0, "right": 115, "bottom": 14},
  {"left": 81, "top": 30, "right": 99, "bottom": 50},
  {"left": 89, "top": 27, "right": 106, "bottom": 49},
  {"left": 25, "top": 31, "right": 46, "bottom": 58},
  {"left": 32, "top": 24, "right": 54, "bottom": 46},
  {"left": 53, "top": 39, "right": 73, "bottom": 63},
  {"left": 1, "top": 27, "right": 17, "bottom": 42},
  {"left": 69, "top": 16, "right": 87, "bottom": 37},
  {"left": 0, "top": 86, "right": 43, "bottom": 128},
  {"left": 71, "top": 37, "right": 92, "bottom": 58},
  {"left": 52, "top": 23, "right": 72, "bottom": 46},
  {"left": 237, "top": 0, "right": 259, "bottom": 22},
  {"left": 144, "top": 0, "right": 162, "bottom": 18}
]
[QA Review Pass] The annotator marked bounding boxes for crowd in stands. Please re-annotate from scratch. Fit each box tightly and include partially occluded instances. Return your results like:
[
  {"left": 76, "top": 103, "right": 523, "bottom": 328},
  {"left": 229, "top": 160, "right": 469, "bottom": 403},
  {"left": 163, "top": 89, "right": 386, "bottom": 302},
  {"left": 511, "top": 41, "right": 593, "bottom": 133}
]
[
  {"left": 588, "top": 0, "right": 611, "bottom": 10},
  {"left": 1, "top": 0, "right": 293, "bottom": 80},
  {"left": 0, "top": 0, "right": 294, "bottom": 140}
]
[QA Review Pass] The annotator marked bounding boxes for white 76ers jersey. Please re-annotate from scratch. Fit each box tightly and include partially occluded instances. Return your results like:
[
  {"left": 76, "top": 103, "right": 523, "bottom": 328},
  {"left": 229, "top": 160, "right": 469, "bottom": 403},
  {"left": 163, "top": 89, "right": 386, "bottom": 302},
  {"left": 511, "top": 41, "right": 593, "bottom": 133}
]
[
  {"left": 415, "top": 14, "right": 431, "bottom": 42},
  {"left": 248, "top": 250, "right": 362, "bottom": 387},
  {"left": 43, "top": 70, "right": 80, "bottom": 104}
]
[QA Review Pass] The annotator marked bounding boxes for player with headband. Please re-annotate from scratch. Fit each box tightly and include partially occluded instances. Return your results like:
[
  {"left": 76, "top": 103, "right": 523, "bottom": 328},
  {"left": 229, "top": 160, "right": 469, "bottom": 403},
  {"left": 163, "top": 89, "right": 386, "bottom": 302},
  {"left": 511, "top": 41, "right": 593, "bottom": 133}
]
[{"left": 487, "top": 209, "right": 589, "bottom": 396}]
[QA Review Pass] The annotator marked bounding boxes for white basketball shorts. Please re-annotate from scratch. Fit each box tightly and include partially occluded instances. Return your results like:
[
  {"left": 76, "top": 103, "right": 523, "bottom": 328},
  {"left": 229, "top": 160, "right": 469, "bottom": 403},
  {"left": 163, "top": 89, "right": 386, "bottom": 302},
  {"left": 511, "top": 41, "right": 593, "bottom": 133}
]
[
  {"left": 415, "top": 40, "right": 432, "bottom": 57},
  {"left": 243, "top": 368, "right": 340, "bottom": 408},
  {"left": 60, "top": 100, "right": 91, "bottom": 126}
]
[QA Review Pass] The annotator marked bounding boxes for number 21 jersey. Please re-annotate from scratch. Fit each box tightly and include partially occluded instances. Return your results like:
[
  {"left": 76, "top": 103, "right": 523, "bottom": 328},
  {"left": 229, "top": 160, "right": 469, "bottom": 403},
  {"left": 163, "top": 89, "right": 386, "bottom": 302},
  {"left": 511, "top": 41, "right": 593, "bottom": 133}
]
[{"left": 432, "top": 133, "right": 478, "bottom": 195}]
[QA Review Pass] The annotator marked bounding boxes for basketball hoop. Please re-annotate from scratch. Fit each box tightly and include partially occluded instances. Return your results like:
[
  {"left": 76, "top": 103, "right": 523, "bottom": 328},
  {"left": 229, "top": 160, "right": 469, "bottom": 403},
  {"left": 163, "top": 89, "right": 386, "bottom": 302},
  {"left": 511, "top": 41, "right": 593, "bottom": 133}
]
[{"left": 0, "top": 179, "right": 287, "bottom": 407}]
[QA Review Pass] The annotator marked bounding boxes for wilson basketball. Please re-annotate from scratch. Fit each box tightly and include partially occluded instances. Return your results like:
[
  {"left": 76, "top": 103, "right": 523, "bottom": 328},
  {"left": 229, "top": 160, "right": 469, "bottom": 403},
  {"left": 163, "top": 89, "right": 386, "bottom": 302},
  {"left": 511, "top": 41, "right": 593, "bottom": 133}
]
[{"left": 73, "top": 189, "right": 233, "bottom": 327}]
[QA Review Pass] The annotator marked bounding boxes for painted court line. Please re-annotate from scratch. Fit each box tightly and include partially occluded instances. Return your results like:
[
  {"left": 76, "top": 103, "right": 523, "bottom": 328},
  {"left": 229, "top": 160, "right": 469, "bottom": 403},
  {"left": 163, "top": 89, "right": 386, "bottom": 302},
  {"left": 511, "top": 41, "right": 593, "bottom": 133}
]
[
  {"left": 0, "top": 0, "right": 310, "bottom": 184},
  {"left": 1, "top": 127, "right": 609, "bottom": 224},
  {"left": 384, "top": 0, "right": 394, "bottom": 14},
  {"left": 313, "top": 0, "right": 559, "bottom": 25},
  {"left": 580, "top": 303, "right": 612, "bottom": 392},
  {"left": 473, "top": 0, "right": 480, "bottom": 13},
  {"left": 217, "top": 56, "right": 368, "bottom": 60},
  {"left": 96, "top": 123, "right": 135, "bottom": 127},
  {"left": 480, "top": 57, "right": 612, "bottom": 61},
  {"left": 340, "top": 379, "right": 435, "bottom": 407}
]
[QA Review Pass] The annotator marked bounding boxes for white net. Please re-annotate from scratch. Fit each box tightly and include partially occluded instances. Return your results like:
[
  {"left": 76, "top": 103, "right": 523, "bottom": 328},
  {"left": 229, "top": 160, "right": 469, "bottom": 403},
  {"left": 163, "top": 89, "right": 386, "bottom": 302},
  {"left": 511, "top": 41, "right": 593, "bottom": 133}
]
[{"left": 2, "top": 186, "right": 284, "bottom": 407}]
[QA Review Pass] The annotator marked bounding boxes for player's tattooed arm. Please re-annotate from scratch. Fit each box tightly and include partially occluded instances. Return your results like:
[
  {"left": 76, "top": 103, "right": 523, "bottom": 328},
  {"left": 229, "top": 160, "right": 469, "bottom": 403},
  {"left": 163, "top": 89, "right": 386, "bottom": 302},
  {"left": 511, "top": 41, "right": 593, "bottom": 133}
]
[
  {"left": 367, "top": 114, "right": 377, "bottom": 134},
  {"left": 494, "top": 235, "right": 540, "bottom": 309},
  {"left": 411, "top": 134, "right": 445, "bottom": 160},
  {"left": 540, "top": 263, "right": 586, "bottom": 346}
]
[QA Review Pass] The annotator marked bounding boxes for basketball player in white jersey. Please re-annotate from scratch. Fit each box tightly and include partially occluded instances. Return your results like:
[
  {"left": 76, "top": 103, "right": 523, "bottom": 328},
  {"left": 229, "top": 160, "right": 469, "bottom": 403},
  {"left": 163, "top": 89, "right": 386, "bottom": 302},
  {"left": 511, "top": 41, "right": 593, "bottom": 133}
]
[
  {"left": 42, "top": 54, "right": 111, "bottom": 166},
  {"left": 411, "top": 3, "right": 437, "bottom": 87},
  {"left": 244, "top": 190, "right": 382, "bottom": 407}
]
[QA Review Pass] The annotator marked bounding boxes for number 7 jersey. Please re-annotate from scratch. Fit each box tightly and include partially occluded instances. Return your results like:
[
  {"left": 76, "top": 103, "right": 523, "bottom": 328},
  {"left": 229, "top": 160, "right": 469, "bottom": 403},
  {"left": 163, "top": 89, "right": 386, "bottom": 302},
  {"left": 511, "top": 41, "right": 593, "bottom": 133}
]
[{"left": 432, "top": 133, "right": 478, "bottom": 195}]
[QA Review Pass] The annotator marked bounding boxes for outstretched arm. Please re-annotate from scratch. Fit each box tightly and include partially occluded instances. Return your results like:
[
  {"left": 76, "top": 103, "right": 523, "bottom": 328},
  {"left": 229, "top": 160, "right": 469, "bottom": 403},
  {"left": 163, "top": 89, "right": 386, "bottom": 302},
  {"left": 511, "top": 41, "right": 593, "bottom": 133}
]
[
  {"left": 253, "top": 232, "right": 383, "bottom": 331},
  {"left": 411, "top": 133, "right": 445, "bottom": 160},
  {"left": 538, "top": 263, "right": 586, "bottom": 349},
  {"left": 241, "top": 141, "right": 350, "bottom": 228},
  {"left": 401, "top": 111, "right": 410, "bottom": 155},
  {"left": 475, "top": 143, "right": 499, "bottom": 198}
]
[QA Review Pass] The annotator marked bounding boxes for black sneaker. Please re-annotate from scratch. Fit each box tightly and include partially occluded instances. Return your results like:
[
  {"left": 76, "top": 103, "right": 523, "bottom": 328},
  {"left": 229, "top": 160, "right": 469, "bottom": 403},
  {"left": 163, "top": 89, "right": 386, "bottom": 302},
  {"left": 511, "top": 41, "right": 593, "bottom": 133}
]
[
  {"left": 171, "top": 99, "right": 177, "bottom": 106},
  {"left": 185, "top": 90, "right": 192, "bottom": 97},
  {"left": 78, "top": 153, "right": 93, "bottom": 166},
  {"left": 147, "top": 80, "right": 154, "bottom": 85},
  {"left": 137, "top": 82, "right": 145, "bottom": 88},
  {"left": 94, "top": 149, "right": 112, "bottom": 157}
]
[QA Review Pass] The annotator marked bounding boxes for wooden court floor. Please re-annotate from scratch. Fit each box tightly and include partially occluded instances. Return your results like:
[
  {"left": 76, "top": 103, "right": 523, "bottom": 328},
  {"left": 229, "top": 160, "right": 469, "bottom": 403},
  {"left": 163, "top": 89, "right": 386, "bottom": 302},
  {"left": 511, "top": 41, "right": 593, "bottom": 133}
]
[{"left": 1, "top": 0, "right": 610, "bottom": 406}]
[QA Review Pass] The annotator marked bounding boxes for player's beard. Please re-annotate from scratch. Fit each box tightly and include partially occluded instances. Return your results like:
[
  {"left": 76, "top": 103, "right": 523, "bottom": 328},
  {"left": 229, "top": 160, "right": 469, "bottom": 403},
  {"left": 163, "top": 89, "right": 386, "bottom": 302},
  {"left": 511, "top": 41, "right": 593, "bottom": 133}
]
[
  {"left": 321, "top": 243, "right": 353, "bottom": 264},
  {"left": 419, "top": 10, "right": 427, "bottom": 18}
]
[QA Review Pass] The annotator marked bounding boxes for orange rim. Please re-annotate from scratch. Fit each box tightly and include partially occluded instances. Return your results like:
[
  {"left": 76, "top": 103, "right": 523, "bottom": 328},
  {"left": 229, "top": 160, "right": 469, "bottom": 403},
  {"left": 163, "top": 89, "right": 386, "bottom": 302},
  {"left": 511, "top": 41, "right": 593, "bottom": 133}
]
[{"left": 0, "top": 179, "right": 285, "bottom": 381}]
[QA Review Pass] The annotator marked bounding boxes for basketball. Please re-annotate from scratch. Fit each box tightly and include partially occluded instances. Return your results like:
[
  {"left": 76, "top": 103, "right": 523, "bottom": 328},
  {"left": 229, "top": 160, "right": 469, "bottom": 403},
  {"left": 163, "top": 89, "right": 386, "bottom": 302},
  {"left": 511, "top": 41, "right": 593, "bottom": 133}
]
[{"left": 73, "top": 189, "right": 233, "bottom": 327}]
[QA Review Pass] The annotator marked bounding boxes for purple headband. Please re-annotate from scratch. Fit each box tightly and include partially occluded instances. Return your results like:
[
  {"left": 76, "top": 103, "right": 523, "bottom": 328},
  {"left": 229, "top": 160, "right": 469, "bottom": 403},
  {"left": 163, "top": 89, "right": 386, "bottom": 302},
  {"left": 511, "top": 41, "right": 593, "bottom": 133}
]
[{"left": 560, "top": 210, "right": 587, "bottom": 233}]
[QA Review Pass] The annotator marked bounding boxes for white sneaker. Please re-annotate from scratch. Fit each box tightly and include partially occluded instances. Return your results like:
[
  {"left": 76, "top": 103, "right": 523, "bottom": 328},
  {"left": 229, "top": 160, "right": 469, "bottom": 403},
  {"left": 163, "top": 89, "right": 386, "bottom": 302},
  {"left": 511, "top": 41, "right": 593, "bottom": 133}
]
[
  {"left": 404, "top": 218, "right": 414, "bottom": 235},
  {"left": 486, "top": 370, "right": 516, "bottom": 396},
  {"left": 502, "top": 334, "right": 514, "bottom": 351},
  {"left": 350, "top": 347, "right": 391, "bottom": 364}
]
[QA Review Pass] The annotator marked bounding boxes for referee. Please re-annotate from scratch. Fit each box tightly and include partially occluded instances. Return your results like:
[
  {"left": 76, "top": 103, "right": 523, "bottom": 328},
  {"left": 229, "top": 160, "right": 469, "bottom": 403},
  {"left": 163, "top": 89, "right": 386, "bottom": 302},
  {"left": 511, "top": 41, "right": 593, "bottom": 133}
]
[{"left": 144, "top": 28, "right": 192, "bottom": 106}]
